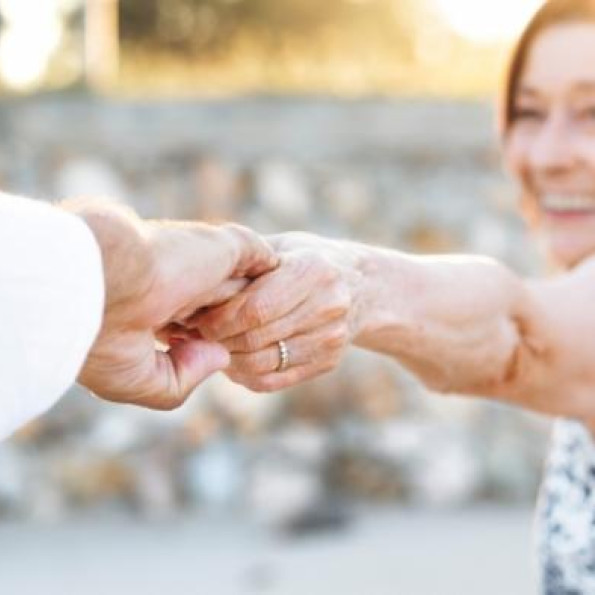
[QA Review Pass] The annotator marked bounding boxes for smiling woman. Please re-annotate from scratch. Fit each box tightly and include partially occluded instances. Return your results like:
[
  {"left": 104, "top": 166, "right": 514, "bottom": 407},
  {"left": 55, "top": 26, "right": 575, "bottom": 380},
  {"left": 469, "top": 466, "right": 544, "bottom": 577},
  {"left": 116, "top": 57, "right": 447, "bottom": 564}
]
[
  {"left": 432, "top": 0, "right": 544, "bottom": 42},
  {"left": 187, "top": 1, "right": 595, "bottom": 593},
  {"left": 506, "top": 22, "right": 595, "bottom": 268}
]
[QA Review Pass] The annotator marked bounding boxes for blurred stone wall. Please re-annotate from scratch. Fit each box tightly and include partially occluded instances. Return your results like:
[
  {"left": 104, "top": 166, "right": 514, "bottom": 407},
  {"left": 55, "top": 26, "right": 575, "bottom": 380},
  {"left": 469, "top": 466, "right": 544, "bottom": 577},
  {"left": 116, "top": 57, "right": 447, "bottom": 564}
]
[{"left": 0, "top": 96, "right": 549, "bottom": 528}]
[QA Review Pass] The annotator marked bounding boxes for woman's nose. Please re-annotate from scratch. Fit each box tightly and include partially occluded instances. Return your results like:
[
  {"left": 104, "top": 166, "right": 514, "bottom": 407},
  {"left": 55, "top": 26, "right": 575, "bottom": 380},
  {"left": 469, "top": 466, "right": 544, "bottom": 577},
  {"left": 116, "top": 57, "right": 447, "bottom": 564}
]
[{"left": 529, "top": 112, "right": 578, "bottom": 174}]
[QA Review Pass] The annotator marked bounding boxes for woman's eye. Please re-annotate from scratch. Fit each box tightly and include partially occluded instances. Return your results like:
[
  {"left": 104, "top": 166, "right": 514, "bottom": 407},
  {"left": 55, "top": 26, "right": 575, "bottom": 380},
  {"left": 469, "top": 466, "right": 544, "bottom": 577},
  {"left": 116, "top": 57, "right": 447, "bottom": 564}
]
[{"left": 512, "top": 107, "right": 544, "bottom": 122}]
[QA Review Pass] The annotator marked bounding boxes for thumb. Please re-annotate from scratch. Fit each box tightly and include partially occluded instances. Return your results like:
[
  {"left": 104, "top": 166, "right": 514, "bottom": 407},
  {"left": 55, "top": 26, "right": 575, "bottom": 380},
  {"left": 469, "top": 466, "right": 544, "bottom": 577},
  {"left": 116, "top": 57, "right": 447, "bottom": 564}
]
[{"left": 154, "top": 340, "right": 230, "bottom": 408}]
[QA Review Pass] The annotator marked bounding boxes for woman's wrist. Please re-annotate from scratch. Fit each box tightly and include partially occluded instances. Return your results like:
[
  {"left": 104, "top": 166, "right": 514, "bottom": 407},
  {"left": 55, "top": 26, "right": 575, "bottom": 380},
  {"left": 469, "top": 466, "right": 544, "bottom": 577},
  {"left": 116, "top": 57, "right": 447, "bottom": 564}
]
[{"left": 350, "top": 245, "right": 417, "bottom": 355}]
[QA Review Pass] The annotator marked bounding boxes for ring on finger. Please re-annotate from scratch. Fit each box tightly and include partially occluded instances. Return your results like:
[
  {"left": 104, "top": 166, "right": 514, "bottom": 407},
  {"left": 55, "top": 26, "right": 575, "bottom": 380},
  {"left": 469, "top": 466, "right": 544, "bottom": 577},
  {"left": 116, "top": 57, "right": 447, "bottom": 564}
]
[{"left": 276, "top": 340, "right": 290, "bottom": 372}]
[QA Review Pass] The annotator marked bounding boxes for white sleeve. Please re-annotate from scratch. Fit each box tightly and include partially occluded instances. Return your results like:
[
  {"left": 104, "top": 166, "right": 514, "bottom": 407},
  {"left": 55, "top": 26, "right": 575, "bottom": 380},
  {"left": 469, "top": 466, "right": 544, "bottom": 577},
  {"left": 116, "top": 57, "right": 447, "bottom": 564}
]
[{"left": 0, "top": 194, "right": 105, "bottom": 439}]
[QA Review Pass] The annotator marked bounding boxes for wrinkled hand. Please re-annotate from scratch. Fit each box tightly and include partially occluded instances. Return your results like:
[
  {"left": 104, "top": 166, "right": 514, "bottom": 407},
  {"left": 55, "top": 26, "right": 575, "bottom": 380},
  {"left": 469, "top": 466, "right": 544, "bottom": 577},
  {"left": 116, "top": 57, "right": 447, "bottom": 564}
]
[
  {"left": 71, "top": 202, "right": 278, "bottom": 409},
  {"left": 192, "top": 232, "right": 363, "bottom": 392}
]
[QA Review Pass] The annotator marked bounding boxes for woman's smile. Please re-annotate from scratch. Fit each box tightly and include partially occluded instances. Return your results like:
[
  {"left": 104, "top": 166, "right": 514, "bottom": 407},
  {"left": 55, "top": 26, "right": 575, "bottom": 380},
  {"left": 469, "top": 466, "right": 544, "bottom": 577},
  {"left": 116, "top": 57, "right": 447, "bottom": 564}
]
[{"left": 541, "top": 192, "right": 595, "bottom": 214}]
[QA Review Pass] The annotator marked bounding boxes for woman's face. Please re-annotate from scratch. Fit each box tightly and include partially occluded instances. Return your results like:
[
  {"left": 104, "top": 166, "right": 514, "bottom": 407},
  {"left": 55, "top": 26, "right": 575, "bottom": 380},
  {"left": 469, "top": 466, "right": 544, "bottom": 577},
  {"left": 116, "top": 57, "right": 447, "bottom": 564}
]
[{"left": 506, "top": 22, "right": 595, "bottom": 269}]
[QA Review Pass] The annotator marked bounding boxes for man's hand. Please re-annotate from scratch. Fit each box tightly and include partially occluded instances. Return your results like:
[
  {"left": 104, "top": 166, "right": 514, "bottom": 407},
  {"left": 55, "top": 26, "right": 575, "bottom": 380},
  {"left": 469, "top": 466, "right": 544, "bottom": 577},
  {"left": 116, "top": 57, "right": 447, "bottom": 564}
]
[{"left": 67, "top": 201, "right": 278, "bottom": 410}]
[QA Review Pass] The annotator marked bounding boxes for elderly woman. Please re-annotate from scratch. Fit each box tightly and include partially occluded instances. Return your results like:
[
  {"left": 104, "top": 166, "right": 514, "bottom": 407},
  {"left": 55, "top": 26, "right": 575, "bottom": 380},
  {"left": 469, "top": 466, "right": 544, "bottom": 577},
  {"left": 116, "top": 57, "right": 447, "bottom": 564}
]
[{"left": 194, "top": 0, "right": 595, "bottom": 591}]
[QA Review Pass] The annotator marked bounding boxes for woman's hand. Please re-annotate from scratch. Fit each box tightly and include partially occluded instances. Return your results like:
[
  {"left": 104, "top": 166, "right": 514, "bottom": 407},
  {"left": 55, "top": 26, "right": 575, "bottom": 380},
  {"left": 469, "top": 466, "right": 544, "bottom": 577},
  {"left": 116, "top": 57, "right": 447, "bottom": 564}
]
[{"left": 192, "top": 232, "right": 364, "bottom": 392}]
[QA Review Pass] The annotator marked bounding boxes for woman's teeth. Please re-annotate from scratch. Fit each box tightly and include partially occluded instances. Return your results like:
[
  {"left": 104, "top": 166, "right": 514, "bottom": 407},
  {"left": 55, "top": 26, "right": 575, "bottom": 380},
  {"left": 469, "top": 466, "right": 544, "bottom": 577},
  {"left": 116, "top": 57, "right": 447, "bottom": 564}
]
[{"left": 541, "top": 194, "right": 595, "bottom": 212}]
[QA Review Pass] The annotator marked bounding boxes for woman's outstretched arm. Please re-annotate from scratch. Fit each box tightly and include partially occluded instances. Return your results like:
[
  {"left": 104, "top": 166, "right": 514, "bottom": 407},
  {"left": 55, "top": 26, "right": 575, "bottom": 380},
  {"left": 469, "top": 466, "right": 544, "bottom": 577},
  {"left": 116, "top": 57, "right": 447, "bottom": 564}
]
[
  {"left": 195, "top": 232, "right": 595, "bottom": 427},
  {"left": 351, "top": 243, "right": 595, "bottom": 423}
]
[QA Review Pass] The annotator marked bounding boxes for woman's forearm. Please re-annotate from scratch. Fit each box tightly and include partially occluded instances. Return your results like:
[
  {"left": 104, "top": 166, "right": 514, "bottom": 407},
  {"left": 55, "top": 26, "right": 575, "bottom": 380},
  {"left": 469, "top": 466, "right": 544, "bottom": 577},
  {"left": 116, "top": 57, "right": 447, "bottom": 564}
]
[{"left": 350, "top": 244, "right": 551, "bottom": 400}]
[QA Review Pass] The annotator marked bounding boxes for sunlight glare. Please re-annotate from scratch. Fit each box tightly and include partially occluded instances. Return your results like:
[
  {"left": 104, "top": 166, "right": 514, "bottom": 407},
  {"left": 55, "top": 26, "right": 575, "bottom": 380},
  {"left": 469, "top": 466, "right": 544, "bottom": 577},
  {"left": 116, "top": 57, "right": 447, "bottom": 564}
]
[
  {"left": 0, "top": 0, "right": 63, "bottom": 90},
  {"left": 431, "top": 0, "right": 544, "bottom": 43}
]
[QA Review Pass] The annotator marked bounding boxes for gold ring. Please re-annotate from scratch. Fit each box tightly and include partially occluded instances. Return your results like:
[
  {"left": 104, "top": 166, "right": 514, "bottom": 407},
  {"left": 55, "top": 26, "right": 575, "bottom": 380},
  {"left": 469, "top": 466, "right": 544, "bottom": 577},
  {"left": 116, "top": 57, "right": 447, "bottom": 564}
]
[{"left": 276, "top": 340, "right": 290, "bottom": 372}]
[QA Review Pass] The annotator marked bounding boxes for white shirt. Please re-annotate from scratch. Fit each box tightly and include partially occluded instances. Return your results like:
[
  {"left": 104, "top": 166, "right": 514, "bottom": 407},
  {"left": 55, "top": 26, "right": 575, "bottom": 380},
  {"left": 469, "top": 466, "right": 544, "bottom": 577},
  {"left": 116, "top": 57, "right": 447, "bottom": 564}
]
[{"left": 0, "top": 194, "right": 104, "bottom": 439}]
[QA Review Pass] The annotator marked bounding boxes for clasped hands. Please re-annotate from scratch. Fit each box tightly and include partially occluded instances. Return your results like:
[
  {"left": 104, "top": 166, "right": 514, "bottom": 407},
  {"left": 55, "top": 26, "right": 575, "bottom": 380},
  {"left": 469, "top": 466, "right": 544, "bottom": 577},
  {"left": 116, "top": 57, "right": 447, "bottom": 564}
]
[
  {"left": 75, "top": 202, "right": 361, "bottom": 411},
  {"left": 190, "top": 231, "right": 363, "bottom": 393}
]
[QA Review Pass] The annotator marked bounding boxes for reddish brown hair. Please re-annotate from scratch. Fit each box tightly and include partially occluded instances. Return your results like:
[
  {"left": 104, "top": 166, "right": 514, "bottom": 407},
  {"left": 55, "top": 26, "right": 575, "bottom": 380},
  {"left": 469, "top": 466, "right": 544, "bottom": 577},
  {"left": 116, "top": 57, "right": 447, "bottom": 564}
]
[{"left": 501, "top": 0, "right": 595, "bottom": 136}]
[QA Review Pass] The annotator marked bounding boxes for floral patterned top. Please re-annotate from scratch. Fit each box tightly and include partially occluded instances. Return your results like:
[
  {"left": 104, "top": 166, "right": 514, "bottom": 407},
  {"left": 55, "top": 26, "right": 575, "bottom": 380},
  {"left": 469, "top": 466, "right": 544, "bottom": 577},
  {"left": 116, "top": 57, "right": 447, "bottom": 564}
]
[{"left": 537, "top": 419, "right": 595, "bottom": 594}]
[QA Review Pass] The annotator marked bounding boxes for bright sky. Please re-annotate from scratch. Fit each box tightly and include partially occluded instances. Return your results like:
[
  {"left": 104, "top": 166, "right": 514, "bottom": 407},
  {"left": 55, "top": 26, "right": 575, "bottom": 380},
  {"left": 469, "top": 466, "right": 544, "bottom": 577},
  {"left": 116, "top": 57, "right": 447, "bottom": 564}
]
[{"left": 432, "top": 0, "right": 544, "bottom": 43}]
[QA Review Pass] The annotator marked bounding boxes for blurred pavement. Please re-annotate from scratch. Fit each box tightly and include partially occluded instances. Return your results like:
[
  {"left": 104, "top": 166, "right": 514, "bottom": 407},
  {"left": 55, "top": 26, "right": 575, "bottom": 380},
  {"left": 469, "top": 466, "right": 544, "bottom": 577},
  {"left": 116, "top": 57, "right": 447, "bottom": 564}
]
[{"left": 0, "top": 504, "right": 535, "bottom": 595}]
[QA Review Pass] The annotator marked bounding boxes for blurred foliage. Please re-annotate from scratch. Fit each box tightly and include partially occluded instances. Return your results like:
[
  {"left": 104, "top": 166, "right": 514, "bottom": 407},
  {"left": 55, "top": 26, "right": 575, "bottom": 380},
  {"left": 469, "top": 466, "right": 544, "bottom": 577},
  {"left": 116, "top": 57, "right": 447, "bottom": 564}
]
[
  {"left": 0, "top": 0, "right": 506, "bottom": 97},
  {"left": 115, "top": 0, "right": 508, "bottom": 96},
  {"left": 120, "top": 0, "right": 422, "bottom": 60}
]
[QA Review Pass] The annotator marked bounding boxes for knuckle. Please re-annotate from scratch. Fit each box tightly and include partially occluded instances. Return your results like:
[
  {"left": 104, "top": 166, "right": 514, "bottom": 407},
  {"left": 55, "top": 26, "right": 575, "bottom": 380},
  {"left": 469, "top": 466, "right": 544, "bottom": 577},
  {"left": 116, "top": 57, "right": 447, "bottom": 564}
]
[
  {"left": 323, "top": 326, "right": 348, "bottom": 351},
  {"left": 243, "top": 330, "right": 265, "bottom": 353},
  {"left": 325, "top": 283, "right": 351, "bottom": 313},
  {"left": 243, "top": 295, "right": 272, "bottom": 328},
  {"left": 226, "top": 358, "right": 242, "bottom": 376},
  {"left": 199, "top": 310, "right": 230, "bottom": 340},
  {"left": 238, "top": 352, "right": 264, "bottom": 374},
  {"left": 254, "top": 375, "right": 280, "bottom": 393},
  {"left": 325, "top": 299, "right": 349, "bottom": 321},
  {"left": 313, "top": 257, "right": 339, "bottom": 284},
  {"left": 319, "top": 360, "right": 336, "bottom": 375},
  {"left": 225, "top": 334, "right": 249, "bottom": 353},
  {"left": 324, "top": 265, "right": 341, "bottom": 285},
  {"left": 260, "top": 351, "right": 277, "bottom": 373},
  {"left": 246, "top": 378, "right": 270, "bottom": 393},
  {"left": 311, "top": 259, "right": 334, "bottom": 282},
  {"left": 225, "top": 369, "right": 245, "bottom": 385},
  {"left": 295, "top": 252, "right": 325, "bottom": 278},
  {"left": 198, "top": 324, "right": 218, "bottom": 341}
]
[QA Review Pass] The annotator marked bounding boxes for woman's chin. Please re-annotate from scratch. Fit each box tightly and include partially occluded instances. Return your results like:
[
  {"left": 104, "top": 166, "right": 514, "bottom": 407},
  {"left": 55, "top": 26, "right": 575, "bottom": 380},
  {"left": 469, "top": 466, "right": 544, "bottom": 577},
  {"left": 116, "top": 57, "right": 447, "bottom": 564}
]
[{"left": 545, "top": 235, "right": 595, "bottom": 269}]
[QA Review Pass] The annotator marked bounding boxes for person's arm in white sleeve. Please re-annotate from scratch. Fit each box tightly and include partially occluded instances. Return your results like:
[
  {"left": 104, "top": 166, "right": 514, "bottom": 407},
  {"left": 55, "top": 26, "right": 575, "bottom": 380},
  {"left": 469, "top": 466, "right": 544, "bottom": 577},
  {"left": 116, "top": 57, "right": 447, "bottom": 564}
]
[
  {"left": 0, "top": 193, "right": 279, "bottom": 439},
  {"left": 0, "top": 194, "right": 104, "bottom": 439},
  {"left": 0, "top": 191, "right": 279, "bottom": 440}
]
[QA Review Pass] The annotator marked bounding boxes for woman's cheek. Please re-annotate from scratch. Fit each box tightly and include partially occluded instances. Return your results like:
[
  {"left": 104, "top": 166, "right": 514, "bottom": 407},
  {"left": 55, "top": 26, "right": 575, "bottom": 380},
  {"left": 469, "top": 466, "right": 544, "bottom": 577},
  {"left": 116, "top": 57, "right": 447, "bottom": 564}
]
[
  {"left": 575, "top": 137, "right": 595, "bottom": 166},
  {"left": 503, "top": 130, "right": 533, "bottom": 181}
]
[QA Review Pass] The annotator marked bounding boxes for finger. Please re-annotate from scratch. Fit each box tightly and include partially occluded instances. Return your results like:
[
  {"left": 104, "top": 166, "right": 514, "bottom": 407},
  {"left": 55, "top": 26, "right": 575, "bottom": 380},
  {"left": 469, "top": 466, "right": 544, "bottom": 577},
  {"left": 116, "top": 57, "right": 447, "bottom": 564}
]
[
  {"left": 264, "top": 234, "right": 286, "bottom": 251},
  {"left": 224, "top": 224, "right": 280, "bottom": 279},
  {"left": 196, "top": 254, "right": 326, "bottom": 341},
  {"left": 265, "top": 232, "right": 309, "bottom": 252},
  {"left": 174, "top": 277, "right": 250, "bottom": 324},
  {"left": 150, "top": 223, "right": 276, "bottom": 319},
  {"left": 81, "top": 336, "right": 230, "bottom": 410},
  {"left": 142, "top": 340, "right": 230, "bottom": 410},
  {"left": 228, "top": 343, "right": 288, "bottom": 376},
  {"left": 227, "top": 321, "right": 348, "bottom": 377},
  {"left": 222, "top": 289, "right": 349, "bottom": 353},
  {"left": 227, "top": 363, "right": 329, "bottom": 394},
  {"left": 204, "top": 277, "right": 249, "bottom": 308},
  {"left": 181, "top": 277, "right": 249, "bottom": 327}
]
